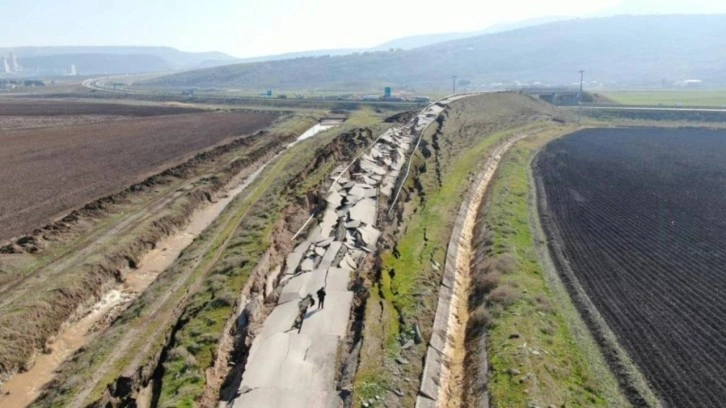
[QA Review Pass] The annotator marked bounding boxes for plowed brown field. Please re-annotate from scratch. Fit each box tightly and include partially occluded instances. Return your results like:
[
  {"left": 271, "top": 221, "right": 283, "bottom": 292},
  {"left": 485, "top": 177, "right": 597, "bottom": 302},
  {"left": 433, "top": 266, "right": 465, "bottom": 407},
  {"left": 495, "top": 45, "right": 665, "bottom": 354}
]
[
  {"left": 0, "top": 99, "right": 203, "bottom": 116},
  {"left": 535, "top": 128, "right": 726, "bottom": 408},
  {"left": 0, "top": 111, "right": 276, "bottom": 240}
]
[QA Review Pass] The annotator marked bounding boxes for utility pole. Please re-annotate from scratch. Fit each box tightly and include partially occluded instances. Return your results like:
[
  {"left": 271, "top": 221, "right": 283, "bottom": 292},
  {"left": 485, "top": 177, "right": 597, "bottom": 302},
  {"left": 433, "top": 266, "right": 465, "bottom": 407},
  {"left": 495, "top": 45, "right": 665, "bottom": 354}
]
[
  {"left": 452, "top": 75, "right": 458, "bottom": 95},
  {"left": 578, "top": 70, "right": 585, "bottom": 124}
]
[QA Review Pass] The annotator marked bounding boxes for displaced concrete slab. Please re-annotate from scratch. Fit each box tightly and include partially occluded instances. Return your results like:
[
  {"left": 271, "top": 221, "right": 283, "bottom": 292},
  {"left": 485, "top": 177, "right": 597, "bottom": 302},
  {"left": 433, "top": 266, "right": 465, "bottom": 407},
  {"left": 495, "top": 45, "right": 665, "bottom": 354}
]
[
  {"left": 344, "top": 231, "right": 356, "bottom": 248},
  {"left": 349, "top": 198, "right": 377, "bottom": 225},
  {"left": 417, "top": 344, "right": 447, "bottom": 408},
  {"left": 237, "top": 334, "right": 339, "bottom": 408},
  {"left": 318, "top": 209, "right": 338, "bottom": 239},
  {"left": 345, "top": 220, "right": 361, "bottom": 229},
  {"left": 345, "top": 194, "right": 364, "bottom": 205},
  {"left": 325, "top": 267, "right": 351, "bottom": 291},
  {"left": 340, "top": 254, "right": 358, "bottom": 272},
  {"left": 309, "top": 225, "right": 325, "bottom": 243},
  {"left": 358, "top": 224, "right": 381, "bottom": 251},
  {"left": 326, "top": 190, "right": 343, "bottom": 208},
  {"left": 300, "top": 258, "right": 315, "bottom": 272},
  {"left": 231, "top": 387, "right": 314, "bottom": 408},
  {"left": 429, "top": 285, "right": 453, "bottom": 353},
  {"left": 319, "top": 241, "right": 342, "bottom": 271},
  {"left": 303, "top": 268, "right": 329, "bottom": 295},
  {"left": 315, "top": 237, "right": 334, "bottom": 247},
  {"left": 242, "top": 333, "right": 314, "bottom": 388},
  {"left": 279, "top": 276, "right": 308, "bottom": 304},
  {"left": 349, "top": 185, "right": 366, "bottom": 198},
  {"left": 284, "top": 252, "right": 304, "bottom": 275}
]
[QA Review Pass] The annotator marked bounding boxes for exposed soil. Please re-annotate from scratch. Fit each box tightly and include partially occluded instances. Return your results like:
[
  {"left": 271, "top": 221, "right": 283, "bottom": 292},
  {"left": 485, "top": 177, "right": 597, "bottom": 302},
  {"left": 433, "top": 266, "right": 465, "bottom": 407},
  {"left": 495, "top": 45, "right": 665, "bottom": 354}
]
[
  {"left": 0, "top": 111, "right": 276, "bottom": 241},
  {"left": 0, "top": 129, "right": 288, "bottom": 391},
  {"left": 535, "top": 128, "right": 726, "bottom": 408},
  {"left": 0, "top": 146, "right": 279, "bottom": 408}
]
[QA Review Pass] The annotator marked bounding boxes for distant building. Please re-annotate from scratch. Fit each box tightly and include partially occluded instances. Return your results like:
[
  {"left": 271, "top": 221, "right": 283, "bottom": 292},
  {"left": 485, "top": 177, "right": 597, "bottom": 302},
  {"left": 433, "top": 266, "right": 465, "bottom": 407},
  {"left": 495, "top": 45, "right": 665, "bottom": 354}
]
[
  {"left": 2, "top": 58, "right": 9, "bottom": 74},
  {"left": 70, "top": 64, "right": 77, "bottom": 76},
  {"left": 10, "top": 53, "right": 20, "bottom": 72},
  {"left": 681, "top": 79, "right": 703, "bottom": 88}
]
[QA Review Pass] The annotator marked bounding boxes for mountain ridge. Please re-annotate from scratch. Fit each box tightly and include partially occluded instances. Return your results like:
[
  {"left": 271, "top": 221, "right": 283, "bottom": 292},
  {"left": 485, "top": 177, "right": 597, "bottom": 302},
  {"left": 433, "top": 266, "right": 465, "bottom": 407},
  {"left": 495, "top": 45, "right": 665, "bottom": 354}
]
[{"left": 144, "top": 14, "right": 726, "bottom": 90}]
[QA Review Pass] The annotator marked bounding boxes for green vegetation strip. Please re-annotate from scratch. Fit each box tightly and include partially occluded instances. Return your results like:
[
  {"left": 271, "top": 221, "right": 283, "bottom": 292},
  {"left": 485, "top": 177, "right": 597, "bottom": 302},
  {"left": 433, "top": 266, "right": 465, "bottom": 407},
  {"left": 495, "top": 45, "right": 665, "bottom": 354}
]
[
  {"left": 479, "top": 132, "right": 626, "bottom": 407},
  {"left": 354, "top": 123, "right": 540, "bottom": 406},
  {"left": 603, "top": 90, "right": 726, "bottom": 107}
]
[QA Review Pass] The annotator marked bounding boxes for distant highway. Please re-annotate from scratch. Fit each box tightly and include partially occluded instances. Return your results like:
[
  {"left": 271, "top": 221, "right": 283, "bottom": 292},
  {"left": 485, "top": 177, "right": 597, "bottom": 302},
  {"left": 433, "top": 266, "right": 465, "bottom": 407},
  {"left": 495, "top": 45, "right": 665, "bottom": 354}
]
[
  {"left": 81, "top": 75, "right": 151, "bottom": 94},
  {"left": 578, "top": 105, "right": 726, "bottom": 113}
]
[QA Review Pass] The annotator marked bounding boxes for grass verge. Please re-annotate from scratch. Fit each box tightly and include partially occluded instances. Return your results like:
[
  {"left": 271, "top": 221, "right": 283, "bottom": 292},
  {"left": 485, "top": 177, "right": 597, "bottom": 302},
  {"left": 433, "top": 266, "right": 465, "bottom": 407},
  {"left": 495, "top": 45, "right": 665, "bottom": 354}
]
[
  {"left": 474, "top": 130, "right": 628, "bottom": 407},
  {"left": 602, "top": 89, "right": 726, "bottom": 107}
]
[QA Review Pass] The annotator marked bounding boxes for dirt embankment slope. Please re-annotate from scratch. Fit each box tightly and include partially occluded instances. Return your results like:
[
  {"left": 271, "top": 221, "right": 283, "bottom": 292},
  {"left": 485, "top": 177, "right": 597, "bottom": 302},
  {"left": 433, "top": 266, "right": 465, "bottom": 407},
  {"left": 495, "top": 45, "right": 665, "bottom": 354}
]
[
  {"left": 0, "top": 120, "right": 293, "bottom": 390},
  {"left": 0, "top": 111, "right": 276, "bottom": 241}
]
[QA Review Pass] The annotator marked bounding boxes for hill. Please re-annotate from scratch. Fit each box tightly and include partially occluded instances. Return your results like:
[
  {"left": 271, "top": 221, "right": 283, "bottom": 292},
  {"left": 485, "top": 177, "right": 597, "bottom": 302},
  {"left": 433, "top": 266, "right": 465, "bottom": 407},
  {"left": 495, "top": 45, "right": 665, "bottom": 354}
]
[
  {"left": 232, "top": 17, "right": 566, "bottom": 65},
  {"left": 145, "top": 15, "right": 726, "bottom": 90},
  {"left": 0, "top": 46, "right": 237, "bottom": 75}
]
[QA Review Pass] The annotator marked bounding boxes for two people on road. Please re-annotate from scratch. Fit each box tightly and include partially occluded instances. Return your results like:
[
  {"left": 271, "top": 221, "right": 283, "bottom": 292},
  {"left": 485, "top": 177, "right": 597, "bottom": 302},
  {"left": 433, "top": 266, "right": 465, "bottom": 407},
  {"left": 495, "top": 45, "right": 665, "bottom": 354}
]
[{"left": 289, "top": 287, "right": 327, "bottom": 332}]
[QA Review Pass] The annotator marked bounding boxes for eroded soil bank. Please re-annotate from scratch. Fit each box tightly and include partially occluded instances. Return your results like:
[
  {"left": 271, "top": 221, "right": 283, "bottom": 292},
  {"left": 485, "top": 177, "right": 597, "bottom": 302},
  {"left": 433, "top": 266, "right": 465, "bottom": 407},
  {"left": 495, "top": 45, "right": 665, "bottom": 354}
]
[
  {"left": 0, "top": 151, "right": 276, "bottom": 407},
  {"left": 0, "top": 129, "right": 294, "bottom": 390}
]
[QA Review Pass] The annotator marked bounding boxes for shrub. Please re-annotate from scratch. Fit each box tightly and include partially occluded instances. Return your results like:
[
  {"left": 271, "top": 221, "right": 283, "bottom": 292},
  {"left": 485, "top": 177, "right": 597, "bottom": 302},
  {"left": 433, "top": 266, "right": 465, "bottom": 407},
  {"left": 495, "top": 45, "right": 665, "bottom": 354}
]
[
  {"left": 469, "top": 305, "right": 492, "bottom": 328},
  {"left": 488, "top": 284, "right": 520, "bottom": 308},
  {"left": 493, "top": 253, "right": 516, "bottom": 274},
  {"left": 472, "top": 271, "right": 501, "bottom": 296}
]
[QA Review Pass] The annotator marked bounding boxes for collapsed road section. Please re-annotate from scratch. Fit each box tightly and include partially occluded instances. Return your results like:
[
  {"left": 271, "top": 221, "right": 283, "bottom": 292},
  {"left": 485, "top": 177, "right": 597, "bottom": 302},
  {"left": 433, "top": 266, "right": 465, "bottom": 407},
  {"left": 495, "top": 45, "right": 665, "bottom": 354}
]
[{"left": 224, "top": 99, "right": 460, "bottom": 408}]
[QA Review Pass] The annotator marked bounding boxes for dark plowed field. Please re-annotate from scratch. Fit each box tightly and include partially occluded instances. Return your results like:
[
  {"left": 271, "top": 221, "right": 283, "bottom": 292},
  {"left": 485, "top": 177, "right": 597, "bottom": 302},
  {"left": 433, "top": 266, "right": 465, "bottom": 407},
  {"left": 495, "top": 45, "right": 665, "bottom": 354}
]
[
  {"left": 0, "top": 99, "right": 204, "bottom": 116},
  {"left": 0, "top": 111, "right": 276, "bottom": 240},
  {"left": 535, "top": 128, "right": 726, "bottom": 408}
]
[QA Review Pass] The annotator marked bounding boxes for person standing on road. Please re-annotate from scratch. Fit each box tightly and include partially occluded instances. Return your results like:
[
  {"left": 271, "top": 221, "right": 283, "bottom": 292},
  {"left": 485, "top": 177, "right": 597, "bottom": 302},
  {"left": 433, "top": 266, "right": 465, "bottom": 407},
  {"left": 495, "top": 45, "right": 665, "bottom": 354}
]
[
  {"left": 290, "top": 294, "right": 315, "bottom": 333},
  {"left": 317, "top": 287, "right": 326, "bottom": 309}
]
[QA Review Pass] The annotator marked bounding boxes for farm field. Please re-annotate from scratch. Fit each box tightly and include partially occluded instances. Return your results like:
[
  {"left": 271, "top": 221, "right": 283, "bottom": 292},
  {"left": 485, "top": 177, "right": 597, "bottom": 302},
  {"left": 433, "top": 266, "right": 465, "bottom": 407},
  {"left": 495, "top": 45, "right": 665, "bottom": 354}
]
[
  {"left": 0, "top": 98, "right": 205, "bottom": 116},
  {"left": 602, "top": 90, "right": 726, "bottom": 107},
  {"left": 535, "top": 128, "right": 726, "bottom": 408},
  {"left": 0, "top": 110, "right": 276, "bottom": 240}
]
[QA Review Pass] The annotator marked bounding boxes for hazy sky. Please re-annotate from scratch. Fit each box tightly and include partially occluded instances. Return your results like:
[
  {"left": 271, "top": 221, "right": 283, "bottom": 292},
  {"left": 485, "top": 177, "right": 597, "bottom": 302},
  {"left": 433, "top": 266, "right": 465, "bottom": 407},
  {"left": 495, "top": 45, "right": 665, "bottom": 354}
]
[{"left": 5, "top": 0, "right": 726, "bottom": 57}]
